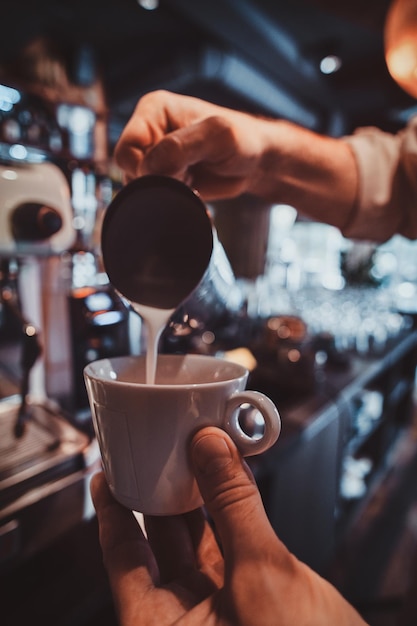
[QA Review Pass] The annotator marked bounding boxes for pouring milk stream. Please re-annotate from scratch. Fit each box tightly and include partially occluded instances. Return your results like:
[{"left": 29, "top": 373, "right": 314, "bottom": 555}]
[
  {"left": 100, "top": 175, "right": 241, "bottom": 380},
  {"left": 130, "top": 303, "right": 173, "bottom": 384},
  {"left": 85, "top": 174, "right": 282, "bottom": 516}
]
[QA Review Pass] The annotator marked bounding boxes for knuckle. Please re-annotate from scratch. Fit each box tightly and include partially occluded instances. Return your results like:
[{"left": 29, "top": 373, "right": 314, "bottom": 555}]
[
  {"left": 147, "top": 135, "right": 182, "bottom": 172},
  {"left": 207, "top": 115, "right": 236, "bottom": 139},
  {"left": 205, "top": 472, "right": 259, "bottom": 514},
  {"left": 135, "top": 89, "right": 167, "bottom": 109}
]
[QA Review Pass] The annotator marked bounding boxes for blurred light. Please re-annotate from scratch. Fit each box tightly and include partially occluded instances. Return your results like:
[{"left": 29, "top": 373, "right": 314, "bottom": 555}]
[
  {"left": 0, "top": 101, "right": 12, "bottom": 112},
  {"left": 288, "top": 349, "right": 301, "bottom": 363},
  {"left": 9, "top": 144, "right": 27, "bottom": 160},
  {"left": 73, "top": 215, "right": 86, "bottom": 230},
  {"left": 0, "top": 84, "right": 20, "bottom": 111},
  {"left": 86, "top": 348, "right": 99, "bottom": 361},
  {"left": 68, "top": 106, "right": 95, "bottom": 135},
  {"left": 93, "top": 311, "right": 124, "bottom": 326},
  {"left": 277, "top": 325, "right": 291, "bottom": 339},
  {"left": 321, "top": 273, "right": 345, "bottom": 290},
  {"left": 267, "top": 318, "right": 282, "bottom": 332},
  {"left": 189, "top": 318, "right": 200, "bottom": 329},
  {"left": 398, "top": 281, "right": 416, "bottom": 298},
  {"left": 223, "top": 347, "right": 257, "bottom": 371},
  {"left": 1, "top": 169, "right": 18, "bottom": 180},
  {"left": 73, "top": 286, "right": 96, "bottom": 299},
  {"left": 385, "top": 0, "right": 417, "bottom": 98},
  {"left": 0, "top": 143, "right": 46, "bottom": 163},
  {"left": 270, "top": 203, "right": 297, "bottom": 225},
  {"left": 386, "top": 41, "right": 417, "bottom": 86},
  {"left": 315, "top": 350, "right": 328, "bottom": 366},
  {"left": 202, "top": 330, "right": 215, "bottom": 344},
  {"left": 85, "top": 292, "right": 113, "bottom": 312},
  {"left": 319, "top": 55, "right": 342, "bottom": 74},
  {"left": 137, "top": 0, "right": 159, "bottom": 9}
]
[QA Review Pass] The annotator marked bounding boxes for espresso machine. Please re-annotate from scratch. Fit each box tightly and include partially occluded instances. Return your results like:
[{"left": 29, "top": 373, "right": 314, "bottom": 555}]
[{"left": 0, "top": 83, "right": 129, "bottom": 571}]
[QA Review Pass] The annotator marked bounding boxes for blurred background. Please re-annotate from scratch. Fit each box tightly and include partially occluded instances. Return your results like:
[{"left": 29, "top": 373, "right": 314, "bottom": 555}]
[
  {"left": 1, "top": 0, "right": 415, "bottom": 140},
  {"left": 2, "top": 2, "right": 417, "bottom": 625}
]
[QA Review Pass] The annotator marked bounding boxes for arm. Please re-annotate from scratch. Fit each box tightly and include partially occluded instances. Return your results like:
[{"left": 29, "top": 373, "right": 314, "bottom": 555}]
[
  {"left": 114, "top": 90, "right": 417, "bottom": 242},
  {"left": 114, "top": 90, "right": 358, "bottom": 233}
]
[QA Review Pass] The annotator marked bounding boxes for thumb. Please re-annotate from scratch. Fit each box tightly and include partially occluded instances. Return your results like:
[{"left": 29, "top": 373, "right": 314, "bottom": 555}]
[{"left": 190, "top": 426, "right": 277, "bottom": 559}]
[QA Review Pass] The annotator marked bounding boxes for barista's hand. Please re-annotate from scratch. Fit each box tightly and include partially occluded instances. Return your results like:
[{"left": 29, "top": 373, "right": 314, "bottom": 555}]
[
  {"left": 114, "top": 90, "right": 275, "bottom": 200},
  {"left": 91, "top": 427, "right": 367, "bottom": 626},
  {"left": 113, "top": 90, "right": 358, "bottom": 231}
]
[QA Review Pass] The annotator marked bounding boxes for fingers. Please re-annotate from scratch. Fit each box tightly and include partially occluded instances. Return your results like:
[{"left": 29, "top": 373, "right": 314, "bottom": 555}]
[
  {"left": 114, "top": 89, "right": 205, "bottom": 180},
  {"left": 141, "top": 116, "right": 233, "bottom": 174},
  {"left": 144, "top": 511, "right": 202, "bottom": 583},
  {"left": 90, "top": 472, "right": 159, "bottom": 599},
  {"left": 113, "top": 89, "right": 256, "bottom": 197},
  {"left": 145, "top": 510, "right": 223, "bottom": 598},
  {"left": 140, "top": 116, "right": 256, "bottom": 201},
  {"left": 113, "top": 92, "right": 171, "bottom": 180},
  {"left": 190, "top": 427, "right": 279, "bottom": 562}
]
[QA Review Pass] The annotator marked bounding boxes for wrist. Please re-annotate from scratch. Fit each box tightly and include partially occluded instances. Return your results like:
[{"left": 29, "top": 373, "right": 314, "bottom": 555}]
[
  {"left": 247, "top": 119, "right": 297, "bottom": 199},
  {"left": 248, "top": 119, "right": 358, "bottom": 231}
]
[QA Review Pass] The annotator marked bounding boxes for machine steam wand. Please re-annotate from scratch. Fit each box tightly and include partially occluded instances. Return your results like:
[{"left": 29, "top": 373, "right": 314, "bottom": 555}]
[
  {"left": 1, "top": 279, "right": 43, "bottom": 438},
  {"left": 14, "top": 318, "right": 42, "bottom": 438}
]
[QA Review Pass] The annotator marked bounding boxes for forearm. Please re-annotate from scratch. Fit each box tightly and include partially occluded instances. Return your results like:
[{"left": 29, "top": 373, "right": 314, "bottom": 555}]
[
  {"left": 116, "top": 91, "right": 417, "bottom": 243},
  {"left": 249, "top": 116, "right": 417, "bottom": 243},
  {"left": 247, "top": 119, "right": 359, "bottom": 233}
]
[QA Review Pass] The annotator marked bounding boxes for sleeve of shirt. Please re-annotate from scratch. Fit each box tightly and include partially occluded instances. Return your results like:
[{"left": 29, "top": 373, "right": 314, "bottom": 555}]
[{"left": 341, "top": 115, "right": 417, "bottom": 242}]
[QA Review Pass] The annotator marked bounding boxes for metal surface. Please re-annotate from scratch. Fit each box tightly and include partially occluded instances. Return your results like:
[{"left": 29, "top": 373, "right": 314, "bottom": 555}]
[
  {"left": 101, "top": 175, "right": 242, "bottom": 334},
  {"left": 0, "top": 396, "right": 90, "bottom": 510}
]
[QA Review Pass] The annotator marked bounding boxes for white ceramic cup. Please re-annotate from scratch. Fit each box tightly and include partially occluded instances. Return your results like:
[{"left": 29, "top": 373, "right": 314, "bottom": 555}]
[{"left": 84, "top": 354, "right": 281, "bottom": 515}]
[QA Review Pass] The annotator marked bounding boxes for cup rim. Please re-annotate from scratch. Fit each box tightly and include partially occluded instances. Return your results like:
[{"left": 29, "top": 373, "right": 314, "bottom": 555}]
[{"left": 84, "top": 353, "right": 248, "bottom": 389}]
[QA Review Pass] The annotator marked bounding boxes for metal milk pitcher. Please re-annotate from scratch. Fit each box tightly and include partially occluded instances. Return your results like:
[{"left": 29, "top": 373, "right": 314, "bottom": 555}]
[{"left": 100, "top": 175, "right": 242, "bottom": 348}]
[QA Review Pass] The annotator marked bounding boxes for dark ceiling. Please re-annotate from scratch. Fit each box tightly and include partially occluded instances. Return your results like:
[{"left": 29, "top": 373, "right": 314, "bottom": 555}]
[{"left": 2, "top": 0, "right": 416, "bottom": 147}]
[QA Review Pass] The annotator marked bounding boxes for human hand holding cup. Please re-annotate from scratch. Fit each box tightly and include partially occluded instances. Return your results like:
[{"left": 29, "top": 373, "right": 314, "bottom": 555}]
[{"left": 84, "top": 353, "right": 280, "bottom": 515}]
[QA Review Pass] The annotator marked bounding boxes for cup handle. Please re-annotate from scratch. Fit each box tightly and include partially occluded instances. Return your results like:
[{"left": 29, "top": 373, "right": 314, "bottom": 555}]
[{"left": 223, "top": 390, "right": 281, "bottom": 456}]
